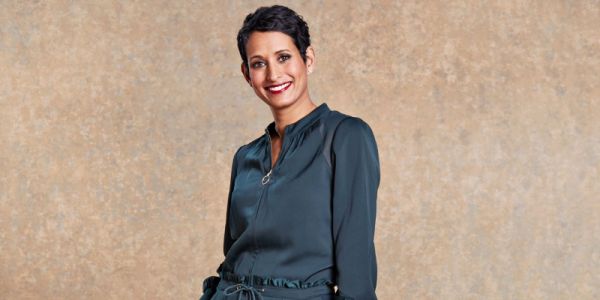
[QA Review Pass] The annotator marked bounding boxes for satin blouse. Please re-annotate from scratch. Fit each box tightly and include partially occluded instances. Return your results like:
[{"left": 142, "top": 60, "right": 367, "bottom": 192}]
[{"left": 216, "top": 102, "right": 380, "bottom": 299}]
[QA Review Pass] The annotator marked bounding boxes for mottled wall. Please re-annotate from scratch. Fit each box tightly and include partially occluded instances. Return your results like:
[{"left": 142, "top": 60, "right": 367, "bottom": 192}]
[{"left": 1, "top": 0, "right": 598, "bottom": 299}]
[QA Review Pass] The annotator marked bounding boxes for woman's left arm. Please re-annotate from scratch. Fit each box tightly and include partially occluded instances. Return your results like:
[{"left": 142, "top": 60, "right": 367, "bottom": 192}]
[{"left": 331, "top": 117, "right": 380, "bottom": 300}]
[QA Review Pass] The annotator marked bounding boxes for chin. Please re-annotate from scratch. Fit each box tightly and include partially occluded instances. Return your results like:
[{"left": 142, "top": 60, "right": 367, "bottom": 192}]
[
  {"left": 271, "top": 99, "right": 298, "bottom": 110},
  {"left": 259, "top": 94, "right": 297, "bottom": 109}
]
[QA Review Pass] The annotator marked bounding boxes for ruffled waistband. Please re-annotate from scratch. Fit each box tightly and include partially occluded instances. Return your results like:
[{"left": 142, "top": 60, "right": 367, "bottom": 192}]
[{"left": 219, "top": 271, "right": 334, "bottom": 289}]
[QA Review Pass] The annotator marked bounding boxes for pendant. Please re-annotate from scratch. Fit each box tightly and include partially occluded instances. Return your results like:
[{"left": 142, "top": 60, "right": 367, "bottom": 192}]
[{"left": 261, "top": 169, "right": 272, "bottom": 185}]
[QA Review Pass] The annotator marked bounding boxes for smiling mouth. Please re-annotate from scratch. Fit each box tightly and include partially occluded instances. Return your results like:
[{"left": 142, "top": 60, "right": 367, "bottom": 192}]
[{"left": 266, "top": 81, "right": 292, "bottom": 94}]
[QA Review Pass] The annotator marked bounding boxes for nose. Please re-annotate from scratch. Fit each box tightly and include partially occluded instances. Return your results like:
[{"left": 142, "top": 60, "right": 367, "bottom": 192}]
[{"left": 266, "top": 62, "right": 282, "bottom": 82}]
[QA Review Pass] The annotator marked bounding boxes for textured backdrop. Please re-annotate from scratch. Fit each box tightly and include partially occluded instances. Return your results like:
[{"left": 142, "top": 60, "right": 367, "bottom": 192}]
[{"left": 1, "top": 1, "right": 599, "bottom": 299}]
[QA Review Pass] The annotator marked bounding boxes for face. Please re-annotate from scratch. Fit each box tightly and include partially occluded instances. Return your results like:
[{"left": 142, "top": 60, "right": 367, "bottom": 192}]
[{"left": 241, "top": 31, "right": 315, "bottom": 110}]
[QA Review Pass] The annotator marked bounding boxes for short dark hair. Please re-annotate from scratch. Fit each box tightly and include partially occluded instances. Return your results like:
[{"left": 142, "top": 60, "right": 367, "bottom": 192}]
[{"left": 237, "top": 5, "right": 311, "bottom": 72}]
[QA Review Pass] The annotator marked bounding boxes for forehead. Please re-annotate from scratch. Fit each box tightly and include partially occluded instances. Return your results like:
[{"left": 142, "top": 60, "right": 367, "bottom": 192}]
[{"left": 246, "top": 31, "right": 297, "bottom": 58}]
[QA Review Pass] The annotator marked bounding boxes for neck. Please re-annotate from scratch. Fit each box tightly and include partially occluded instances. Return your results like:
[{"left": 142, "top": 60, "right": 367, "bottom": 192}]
[{"left": 270, "top": 98, "right": 317, "bottom": 138}]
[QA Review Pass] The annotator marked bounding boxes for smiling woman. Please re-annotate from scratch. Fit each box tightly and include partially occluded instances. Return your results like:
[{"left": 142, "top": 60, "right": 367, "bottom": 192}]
[
  {"left": 199, "top": 5, "right": 380, "bottom": 300},
  {"left": 242, "top": 30, "right": 314, "bottom": 113}
]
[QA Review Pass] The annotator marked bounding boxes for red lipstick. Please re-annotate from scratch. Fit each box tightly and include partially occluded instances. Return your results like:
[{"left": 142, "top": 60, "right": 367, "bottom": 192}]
[{"left": 266, "top": 81, "right": 292, "bottom": 94}]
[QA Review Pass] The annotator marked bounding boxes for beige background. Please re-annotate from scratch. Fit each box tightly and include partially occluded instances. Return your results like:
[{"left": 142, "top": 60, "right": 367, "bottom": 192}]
[{"left": 1, "top": 0, "right": 599, "bottom": 299}]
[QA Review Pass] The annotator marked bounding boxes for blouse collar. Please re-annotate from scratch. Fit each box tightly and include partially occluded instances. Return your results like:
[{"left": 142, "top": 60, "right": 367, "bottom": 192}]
[{"left": 264, "top": 102, "right": 330, "bottom": 139}]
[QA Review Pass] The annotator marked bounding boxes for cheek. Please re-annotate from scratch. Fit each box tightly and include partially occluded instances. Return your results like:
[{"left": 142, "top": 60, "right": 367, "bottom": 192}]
[
  {"left": 288, "top": 62, "right": 305, "bottom": 75},
  {"left": 291, "top": 60, "right": 309, "bottom": 77},
  {"left": 249, "top": 71, "right": 264, "bottom": 85}
]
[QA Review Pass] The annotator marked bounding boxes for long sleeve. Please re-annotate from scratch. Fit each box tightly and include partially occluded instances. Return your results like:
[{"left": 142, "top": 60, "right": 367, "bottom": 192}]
[
  {"left": 331, "top": 117, "right": 380, "bottom": 300},
  {"left": 204, "top": 147, "right": 242, "bottom": 299},
  {"left": 223, "top": 146, "right": 242, "bottom": 258}
]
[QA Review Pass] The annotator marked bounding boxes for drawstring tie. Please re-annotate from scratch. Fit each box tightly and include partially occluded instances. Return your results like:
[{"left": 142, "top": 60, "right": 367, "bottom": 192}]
[{"left": 223, "top": 283, "right": 264, "bottom": 300}]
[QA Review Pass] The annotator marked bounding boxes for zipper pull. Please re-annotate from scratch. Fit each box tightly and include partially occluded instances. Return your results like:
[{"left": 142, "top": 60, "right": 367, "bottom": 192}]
[{"left": 261, "top": 169, "right": 272, "bottom": 185}]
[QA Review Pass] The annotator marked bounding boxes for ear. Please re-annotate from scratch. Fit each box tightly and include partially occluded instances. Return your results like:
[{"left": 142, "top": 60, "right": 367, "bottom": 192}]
[
  {"left": 305, "top": 46, "right": 315, "bottom": 74},
  {"left": 241, "top": 62, "right": 252, "bottom": 86}
]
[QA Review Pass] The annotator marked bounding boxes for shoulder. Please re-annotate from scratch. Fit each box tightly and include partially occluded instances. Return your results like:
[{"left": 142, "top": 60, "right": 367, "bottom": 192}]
[
  {"left": 234, "top": 131, "right": 265, "bottom": 159},
  {"left": 332, "top": 115, "right": 377, "bottom": 146},
  {"left": 337, "top": 116, "right": 373, "bottom": 133}
]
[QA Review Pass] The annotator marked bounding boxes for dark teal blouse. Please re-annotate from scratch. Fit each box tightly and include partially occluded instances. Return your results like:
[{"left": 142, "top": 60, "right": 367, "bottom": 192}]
[{"left": 215, "top": 102, "right": 379, "bottom": 299}]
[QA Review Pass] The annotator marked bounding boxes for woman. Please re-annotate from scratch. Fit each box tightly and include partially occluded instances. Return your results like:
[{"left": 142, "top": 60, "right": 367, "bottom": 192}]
[{"left": 201, "top": 5, "right": 380, "bottom": 300}]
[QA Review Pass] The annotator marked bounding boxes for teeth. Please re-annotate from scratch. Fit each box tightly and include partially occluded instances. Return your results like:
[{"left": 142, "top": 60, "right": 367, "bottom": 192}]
[{"left": 268, "top": 82, "right": 291, "bottom": 92}]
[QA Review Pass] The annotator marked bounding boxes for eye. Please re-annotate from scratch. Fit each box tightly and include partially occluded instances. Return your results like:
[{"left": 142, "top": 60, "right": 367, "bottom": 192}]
[
  {"left": 279, "top": 54, "right": 291, "bottom": 62},
  {"left": 251, "top": 61, "right": 265, "bottom": 69}
]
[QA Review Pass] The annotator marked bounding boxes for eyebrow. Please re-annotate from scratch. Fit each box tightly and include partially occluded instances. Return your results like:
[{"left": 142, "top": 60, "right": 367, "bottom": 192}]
[{"left": 249, "top": 49, "right": 291, "bottom": 60}]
